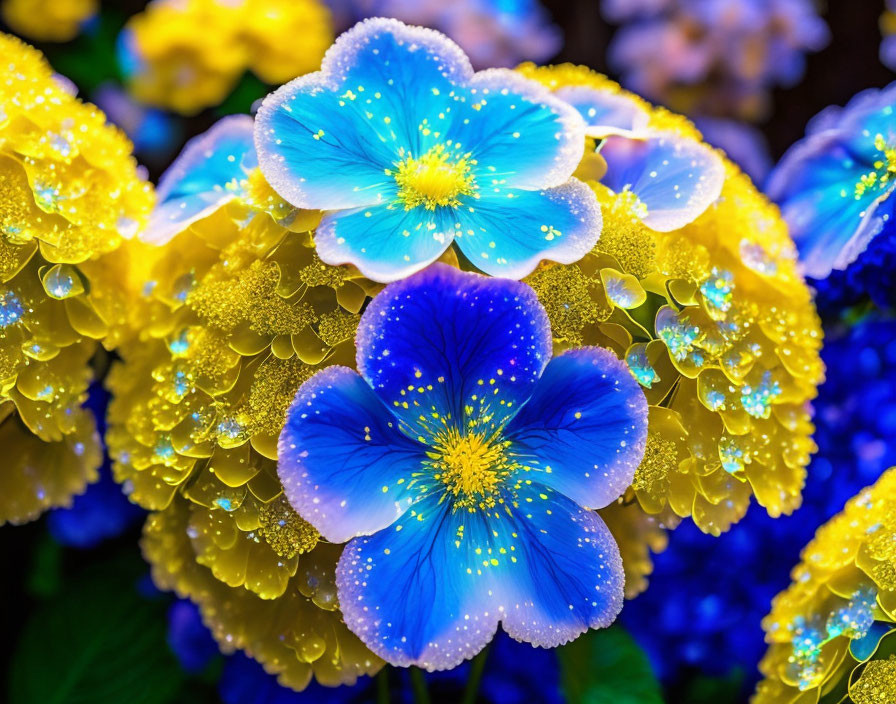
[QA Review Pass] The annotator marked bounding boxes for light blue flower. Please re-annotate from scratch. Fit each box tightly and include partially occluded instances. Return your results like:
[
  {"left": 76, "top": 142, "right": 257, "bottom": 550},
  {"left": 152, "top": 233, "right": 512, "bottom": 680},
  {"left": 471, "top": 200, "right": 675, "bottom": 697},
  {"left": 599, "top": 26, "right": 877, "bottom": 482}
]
[
  {"left": 767, "top": 82, "right": 896, "bottom": 280},
  {"left": 255, "top": 18, "right": 600, "bottom": 282},
  {"left": 555, "top": 85, "right": 650, "bottom": 139},
  {"left": 598, "top": 131, "right": 723, "bottom": 231},
  {"left": 558, "top": 84, "right": 724, "bottom": 231},
  {"left": 142, "top": 115, "right": 257, "bottom": 245},
  {"left": 277, "top": 263, "right": 647, "bottom": 670}
]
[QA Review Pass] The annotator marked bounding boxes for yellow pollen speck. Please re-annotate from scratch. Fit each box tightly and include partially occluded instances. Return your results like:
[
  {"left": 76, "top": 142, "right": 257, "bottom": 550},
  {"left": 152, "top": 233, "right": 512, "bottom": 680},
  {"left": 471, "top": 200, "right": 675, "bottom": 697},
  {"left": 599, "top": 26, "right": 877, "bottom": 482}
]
[{"left": 855, "top": 133, "right": 896, "bottom": 199}]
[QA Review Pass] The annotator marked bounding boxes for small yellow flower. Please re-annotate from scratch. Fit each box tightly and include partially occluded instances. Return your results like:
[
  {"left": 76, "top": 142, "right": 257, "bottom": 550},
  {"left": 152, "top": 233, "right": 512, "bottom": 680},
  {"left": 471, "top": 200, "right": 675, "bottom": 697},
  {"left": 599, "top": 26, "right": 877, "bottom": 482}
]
[
  {"left": 119, "top": 0, "right": 332, "bottom": 115},
  {"left": 753, "top": 468, "right": 896, "bottom": 703},
  {"left": 1, "top": 0, "right": 96, "bottom": 42}
]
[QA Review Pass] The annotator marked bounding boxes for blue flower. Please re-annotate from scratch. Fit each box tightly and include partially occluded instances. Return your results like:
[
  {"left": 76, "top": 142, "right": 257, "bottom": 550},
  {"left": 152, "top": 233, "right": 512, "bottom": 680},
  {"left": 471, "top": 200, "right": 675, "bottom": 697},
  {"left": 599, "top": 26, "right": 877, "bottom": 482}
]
[
  {"left": 255, "top": 18, "right": 600, "bottom": 282},
  {"left": 48, "top": 385, "right": 143, "bottom": 549},
  {"left": 277, "top": 264, "right": 647, "bottom": 669},
  {"left": 767, "top": 82, "right": 896, "bottom": 282},
  {"left": 166, "top": 599, "right": 220, "bottom": 674},
  {"left": 554, "top": 84, "right": 724, "bottom": 231},
  {"left": 142, "top": 115, "right": 257, "bottom": 246}
]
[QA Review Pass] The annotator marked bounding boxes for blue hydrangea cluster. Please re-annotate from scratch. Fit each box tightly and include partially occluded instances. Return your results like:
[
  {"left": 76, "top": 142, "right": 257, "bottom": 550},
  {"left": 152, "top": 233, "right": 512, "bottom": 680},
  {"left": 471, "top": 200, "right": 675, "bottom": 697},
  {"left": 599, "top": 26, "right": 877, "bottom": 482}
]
[
  {"left": 808, "top": 230, "right": 896, "bottom": 316},
  {"left": 621, "top": 315, "right": 896, "bottom": 687}
]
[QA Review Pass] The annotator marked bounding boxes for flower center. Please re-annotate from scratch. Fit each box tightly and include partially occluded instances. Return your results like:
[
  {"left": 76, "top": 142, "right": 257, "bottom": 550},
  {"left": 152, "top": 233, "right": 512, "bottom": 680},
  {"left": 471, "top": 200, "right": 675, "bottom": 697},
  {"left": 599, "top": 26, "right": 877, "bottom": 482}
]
[
  {"left": 428, "top": 428, "right": 512, "bottom": 511},
  {"left": 855, "top": 133, "right": 896, "bottom": 199},
  {"left": 393, "top": 144, "right": 476, "bottom": 210}
]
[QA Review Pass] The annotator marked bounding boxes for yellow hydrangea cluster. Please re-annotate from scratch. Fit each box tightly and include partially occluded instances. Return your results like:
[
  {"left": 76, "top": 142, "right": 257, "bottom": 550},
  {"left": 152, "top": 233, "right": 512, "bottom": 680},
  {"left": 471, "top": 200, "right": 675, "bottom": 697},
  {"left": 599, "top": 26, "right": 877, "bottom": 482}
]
[
  {"left": 1, "top": 0, "right": 96, "bottom": 42},
  {"left": 106, "top": 173, "right": 383, "bottom": 688},
  {"left": 753, "top": 468, "right": 896, "bottom": 704},
  {"left": 520, "top": 65, "right": 824, "bottom": 541},
  {"left": 0, "top": 34, "right": 152, "bottom": 525},
  {"left": 121, "top": 0, "right": 333, "bottom": 115},
  {"left": 108, "top": 61, "right": 823, "bottom": 685}
]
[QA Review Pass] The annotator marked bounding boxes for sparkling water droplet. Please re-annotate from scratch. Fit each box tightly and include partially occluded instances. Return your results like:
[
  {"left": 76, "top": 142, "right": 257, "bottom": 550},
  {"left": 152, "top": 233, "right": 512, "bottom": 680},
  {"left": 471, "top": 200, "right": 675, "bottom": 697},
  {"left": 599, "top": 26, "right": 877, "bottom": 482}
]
[{"left": 0, "top": 290, "right": 25, "bottom": 327}]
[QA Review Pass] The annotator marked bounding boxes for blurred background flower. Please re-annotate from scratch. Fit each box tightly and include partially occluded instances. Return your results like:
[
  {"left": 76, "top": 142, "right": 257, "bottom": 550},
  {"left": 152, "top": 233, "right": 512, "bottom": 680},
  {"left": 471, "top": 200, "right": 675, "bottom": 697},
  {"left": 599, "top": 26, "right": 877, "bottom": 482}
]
[
  {"left": 602, "top": 0, "right": 829, "bottom": 122},
  {"left": 766, "top": 81, "right": 896, "bottom": 317},
  {"left": 0, "top": 0, "right": 97, "bottom": 42},
  {"left": 324, "top": 0, "right": 562, "bottom": 68}
]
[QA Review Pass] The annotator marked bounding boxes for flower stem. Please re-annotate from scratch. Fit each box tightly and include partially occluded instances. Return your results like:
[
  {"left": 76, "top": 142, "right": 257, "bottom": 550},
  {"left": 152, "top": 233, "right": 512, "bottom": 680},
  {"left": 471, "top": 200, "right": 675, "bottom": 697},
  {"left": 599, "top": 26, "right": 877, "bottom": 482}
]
[
  {"left": 377, "top": 667, "right": 390, "bottom": 704},
  {"left": 410, "top": 667, "right": 431, "bottom": 704},
  {"left": 461, "top": 645, "right": 490, "bottom": 704}
]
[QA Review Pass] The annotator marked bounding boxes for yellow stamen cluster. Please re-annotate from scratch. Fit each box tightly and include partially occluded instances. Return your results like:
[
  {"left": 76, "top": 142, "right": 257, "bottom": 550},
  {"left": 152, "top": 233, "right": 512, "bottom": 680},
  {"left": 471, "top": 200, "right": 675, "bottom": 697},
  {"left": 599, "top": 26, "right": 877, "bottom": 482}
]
[
  {"left": 855, "top": 133, "right": 896, "bottom": 198},
  {"left": 428, "top": 428, "right": 513, "bottom": 511},
  {"left": 393, "top": 145, "right": 477, "bottom": 210}
]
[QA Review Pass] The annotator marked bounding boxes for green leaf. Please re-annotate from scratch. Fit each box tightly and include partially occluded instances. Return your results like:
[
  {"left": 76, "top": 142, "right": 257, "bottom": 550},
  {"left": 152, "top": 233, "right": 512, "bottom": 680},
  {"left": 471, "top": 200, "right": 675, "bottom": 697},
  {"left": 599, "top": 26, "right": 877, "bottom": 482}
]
[
  {"left": 25, "top": 531, "right": 63, "bottom": 598},
  {"left": 679, "top": 670, "right": 746, "bottom": 704},
  {"left": 9, "top": 554, "right": 184, "bottom": 704},
  {"left": 557, "top": 626, "right": 664, "bottom": 704}
]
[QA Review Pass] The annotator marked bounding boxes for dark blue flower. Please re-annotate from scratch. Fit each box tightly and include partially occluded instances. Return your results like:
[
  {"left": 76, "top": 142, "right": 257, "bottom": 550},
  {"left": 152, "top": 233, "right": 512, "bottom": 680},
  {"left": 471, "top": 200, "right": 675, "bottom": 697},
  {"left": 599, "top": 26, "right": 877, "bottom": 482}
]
[
  {"left": 166, "top": 599, "right": 220, "bottom": 674},
  {"left": 48, "top": 385, "right": 143, "bottom": 548},
  {"left": 278, "top": 263, "right": 648, "bottom": 670}
]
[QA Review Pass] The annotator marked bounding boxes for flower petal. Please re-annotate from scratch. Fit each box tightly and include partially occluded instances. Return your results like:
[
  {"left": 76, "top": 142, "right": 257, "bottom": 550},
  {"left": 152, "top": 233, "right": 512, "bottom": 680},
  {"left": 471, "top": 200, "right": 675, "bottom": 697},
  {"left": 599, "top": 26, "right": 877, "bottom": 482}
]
[
  {"left": 506, "top": 346, "right": 647, "bottom": 510},
  {"left": 314, "top": 202, "right": 455, "bottom": 282},
  {"left": 255, "top": 73, "right": 400, "bottom": 211},
  {"left": 278, "top": 366, "right": 428, "bottom": 543},
  {"left": 255, "top": 18, "right": 473, "bottom": 211},
  {"left": 600, "top": 132, "right": 724, "bottom": 232},
  {"left": 356, "top": 264, "right": 552, "bottom": 435},
  {"left": 555, "top": 85, "right": 650, "bottom": 138},
  {"left": 142, "top": 115, "right": 256, "bottom": 245},
  {"left": 337, "top": 494, "right": 498, "bottom": 670},
  {"left": 459, "top": 69, "right": 586, "bottom": 190},
  {"left": 453, "top": 180, "right": 602, "bottom": 279},
  {"left": 767, "top": 130, "right": 896, "bottom": 279},
  {"left": 489, "top": 483, "right": 625, "bottom": 648}
]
